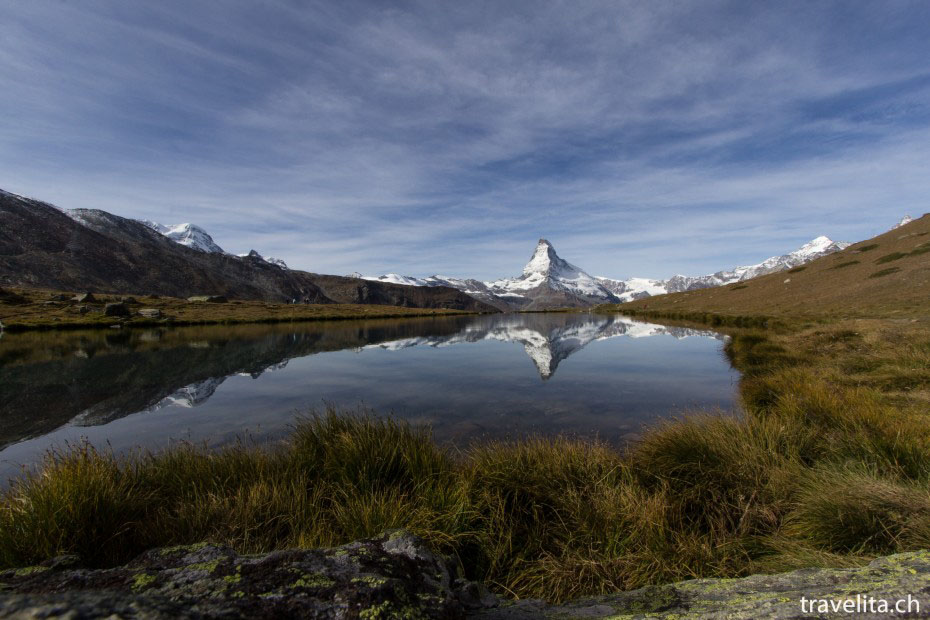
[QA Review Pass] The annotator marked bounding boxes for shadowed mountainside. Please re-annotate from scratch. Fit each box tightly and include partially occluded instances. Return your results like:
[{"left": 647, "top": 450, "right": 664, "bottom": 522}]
[{"left": 0, "top": 191, "right": 496, "bottom": 312}]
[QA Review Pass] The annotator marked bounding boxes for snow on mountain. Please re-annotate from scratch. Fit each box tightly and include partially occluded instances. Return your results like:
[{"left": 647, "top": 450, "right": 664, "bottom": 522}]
[
  {"left": 892, "top": 215, "right": 914, "bottom": 229},
  {"left": 142, "top": 220, "right": 225, "bottom": 254},
  {"left": 238, "top": 250, "right": 288, "bottom": 269},
  {"left": 595, "top": 235, "right": 851, "bottom": 302},
  {"left": 486, "top": 239, "right": 618, "bottom": 303},
  {"left": 363, "top": 239, "right": 618, "bottom": 309}
]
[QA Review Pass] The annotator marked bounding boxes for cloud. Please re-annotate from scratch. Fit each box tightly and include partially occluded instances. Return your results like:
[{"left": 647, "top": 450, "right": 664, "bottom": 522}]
[{"left": 2, "top": 0, "right": 930, "bottom": 279}]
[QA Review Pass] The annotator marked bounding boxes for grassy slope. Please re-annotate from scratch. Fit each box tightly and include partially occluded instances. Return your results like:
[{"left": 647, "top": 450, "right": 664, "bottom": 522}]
[
  {"left": 0, "top": 287, "right": 480, "bottom": 331},
  {"left": 604, "top": 214, "right": 930, "bottom": 319}
]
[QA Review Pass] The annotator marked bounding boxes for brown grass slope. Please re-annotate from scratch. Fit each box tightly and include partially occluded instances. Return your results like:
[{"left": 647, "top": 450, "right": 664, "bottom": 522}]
[{"left": 608, "top": 214, "right": 930, "bottom": 318}]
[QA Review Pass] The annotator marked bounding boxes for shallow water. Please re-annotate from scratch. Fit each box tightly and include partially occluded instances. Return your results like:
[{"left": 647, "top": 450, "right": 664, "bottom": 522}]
[{"left": 0, "top": 313, "right": 738, "bottom": 482}]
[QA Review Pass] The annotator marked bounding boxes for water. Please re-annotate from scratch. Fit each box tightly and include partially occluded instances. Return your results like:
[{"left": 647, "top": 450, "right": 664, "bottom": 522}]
[{"left": 0, "top": 313, "right": 738, "bottom": 482}]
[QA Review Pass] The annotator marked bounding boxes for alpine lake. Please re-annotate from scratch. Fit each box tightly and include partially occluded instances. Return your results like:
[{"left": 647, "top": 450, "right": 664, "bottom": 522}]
[{"left": 0, "top": 312, "right": 739, "bottom": 484}]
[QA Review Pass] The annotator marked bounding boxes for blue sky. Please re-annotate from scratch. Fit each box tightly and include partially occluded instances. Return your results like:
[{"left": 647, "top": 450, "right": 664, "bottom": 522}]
[{"left": 2, "top": 1, "right": 930, "bottom": 280}]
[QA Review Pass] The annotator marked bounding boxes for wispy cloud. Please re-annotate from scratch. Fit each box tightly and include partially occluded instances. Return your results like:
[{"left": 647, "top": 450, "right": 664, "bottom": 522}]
[{"left": 2, "top": 0, "right": 929, "bottom": 279}]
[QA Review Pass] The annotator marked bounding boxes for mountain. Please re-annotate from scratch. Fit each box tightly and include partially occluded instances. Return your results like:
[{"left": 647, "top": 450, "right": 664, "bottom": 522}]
[
  {"left": 892, "top": 215, "right": 914, "bottom": 229},
  {"left": 0, "top": 189, "right": 497, "bottom": 312},
  {"left": 238, "top": 250, "right": 288, "bottom": 270},
  {"left": 614, "top": 214, "right": 930, "bottom": 317},
  {"left": 596, "top": 235, "right": 851, "bottom": 302},
  {"left": 364, "top": 239, "right": 619, "bottom": 310},
  {"left": 140, "top": 221, "right": 225, "bottom": 254},
  {"left": 364, "top": 235, "right": 848, "bottom": 309}
]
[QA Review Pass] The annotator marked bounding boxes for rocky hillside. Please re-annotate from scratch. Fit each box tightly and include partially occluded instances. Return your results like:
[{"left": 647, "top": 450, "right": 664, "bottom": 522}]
[{"left": 0, "top": 190, "right": 495, "bottom": 311}]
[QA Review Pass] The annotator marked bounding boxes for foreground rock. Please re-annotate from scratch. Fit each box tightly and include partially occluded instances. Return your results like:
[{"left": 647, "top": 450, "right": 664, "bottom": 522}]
[
  {"left": 3, "top": 536, "right": 930, "bottom": 619},
  {"left": 476, "top": 551, "right": 930, "bottom": 619},
  {"left": 0, "top": 531, "right": 495, "bottom": 619}
]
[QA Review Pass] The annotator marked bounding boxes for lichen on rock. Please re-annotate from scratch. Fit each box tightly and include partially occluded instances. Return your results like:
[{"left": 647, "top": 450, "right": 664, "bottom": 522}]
[{"left": 0, "top": 530, "right": 496, "bottom": 619}]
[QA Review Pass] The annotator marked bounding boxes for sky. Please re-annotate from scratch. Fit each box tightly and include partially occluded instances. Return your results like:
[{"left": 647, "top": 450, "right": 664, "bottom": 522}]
[{"left": 2, "top": 1, "right": 930, "bottom": 280}]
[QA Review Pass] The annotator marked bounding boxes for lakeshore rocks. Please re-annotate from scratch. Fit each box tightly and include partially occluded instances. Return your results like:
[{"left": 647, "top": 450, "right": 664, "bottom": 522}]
[
  {"left": 138, "top": 308, "right": 162, "bottom": 319},
  {"left": 474, "top": 550, "right": 930, "bottom": 619},
  {"left": 2, "top": 534, "right": 929, "bottom": 619},
  {"left": 104, "top": 302, "right": 130, "bottom": 317},
  {"left": 187, "top": 295, "right": 228, "bottom": 303},
  {"left": 0, "top": 531, "right": 496, "bottom": 619},
  {"left": 73, "top": 292, "right": 95, "bottom": 303}
]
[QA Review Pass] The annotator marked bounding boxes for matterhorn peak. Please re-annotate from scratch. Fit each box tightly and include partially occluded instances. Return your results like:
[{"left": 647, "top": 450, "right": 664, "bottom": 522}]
[
  {"left": 523, "top": 238, "right": 563, "bottom": 276},
  {"left": 892, "top": 215, "right": 914, "bottom": 230}
]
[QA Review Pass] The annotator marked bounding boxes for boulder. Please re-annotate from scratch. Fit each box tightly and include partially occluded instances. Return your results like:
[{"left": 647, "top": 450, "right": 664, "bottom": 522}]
[
  {"left": 103, "top": 302, "right": 130, "bottom": 317},
  {"left": 48, "top": 293, "right": 69, "bottom": 301},
  {"left": 187, "top": 295, "right": 228, "bottom": 303},
  {"left": 0, "top": 531, "right": 496, "bottom": 619},
  {"left": 77, "top": 305, "right": 89, "bottom": 315},
  {"left": 473, "top": 550, "right": 930, "bottom": 619},
  {"left": 72, "top": 293, "right": 95, "bottom": 303},
  {"left": 138, "top": 308, "right": 162, "bottom": 319},
  {"left": 121, "top": 296, "right": 139, "bottom": 304}
]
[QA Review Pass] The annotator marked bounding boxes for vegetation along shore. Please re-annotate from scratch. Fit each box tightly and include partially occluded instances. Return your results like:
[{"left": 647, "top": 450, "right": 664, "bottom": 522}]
[{"left": 0, "top": 287, "right": 484, "bottom": 333}]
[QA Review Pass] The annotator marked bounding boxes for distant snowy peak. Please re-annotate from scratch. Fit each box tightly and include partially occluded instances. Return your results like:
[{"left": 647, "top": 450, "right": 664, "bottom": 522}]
[
  {"left": 142, "top": 220, "right": 225, "bottom": 254},
  {"left": 487, "top": 238, "right": 618, "bottom": 303},
  {"left": 595, "top": 235, "right": 850, "bottom": 302},
  {"left": 892, "top": 215, "right": 914, "bottom": 229},
  {"left": 238, "top": 250, "right": 288, "bottom": 269}
]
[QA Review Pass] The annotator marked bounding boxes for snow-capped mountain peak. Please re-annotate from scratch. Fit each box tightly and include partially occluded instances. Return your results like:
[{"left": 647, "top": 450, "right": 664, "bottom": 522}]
[
  {"left": 523, "top": 238, "right": 561, "bottom": 276},
  {"left": 794, "top": 235, "right": 837, "bottom": 258},
  {"left": 142, "top": 220, "right": 225, "bottom": 254},
  {"left": 238, "top": 250, "right": 288, "bottom": 269},
  {"left": 892, "top": 215, "right": 914, "bottom": 229}
]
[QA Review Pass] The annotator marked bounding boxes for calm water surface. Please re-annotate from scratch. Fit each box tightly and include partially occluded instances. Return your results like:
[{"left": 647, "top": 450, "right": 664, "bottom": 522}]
[{"left": 0, "top": 313, "right": 738, "bottom": 482}]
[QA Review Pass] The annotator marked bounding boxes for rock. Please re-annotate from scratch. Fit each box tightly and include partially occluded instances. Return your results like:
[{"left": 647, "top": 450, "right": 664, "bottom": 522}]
[
  {"left": 104, "top": 302, "right": 130, "bottom": 317},
  {"left": 187, "top": 295, "right": 228, "bottom": 303},
  {"left": 121, "top": 296, "right": 139, "bottom": 304},
  {"left": 0, "top": 531, "right": 494, "bottom": 619},
  {"left": 48, "top": 293, "right": 69, "bottom": 301},
  {"left": 472, "top": 550, "right": 930, "bottom": 619},
  {"left": 72, "top": 293, "right": 95, "bottom": 303},
  {"left": 138, "top": 308, "right": 162, "bottom": 319},
  {"left": 77, "top": 305, "right": 89, "bottom": 315}
]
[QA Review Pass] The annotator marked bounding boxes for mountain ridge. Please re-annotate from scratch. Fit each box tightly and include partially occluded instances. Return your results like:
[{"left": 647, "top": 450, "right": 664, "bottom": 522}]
[{"left": 0, "top": 190, "right": 497, "bottom": 312}]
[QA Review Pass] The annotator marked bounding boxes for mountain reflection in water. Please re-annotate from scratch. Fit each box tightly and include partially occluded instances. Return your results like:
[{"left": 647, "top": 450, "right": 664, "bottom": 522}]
[{"left": 0, "top": 313, "right": 737, "bottom": 480}]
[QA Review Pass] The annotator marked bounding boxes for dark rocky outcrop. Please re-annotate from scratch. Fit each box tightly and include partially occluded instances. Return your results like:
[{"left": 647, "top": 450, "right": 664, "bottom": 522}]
[
  {"left": 0, "top": 531, "right": 496, "bottom": 619},
  {"left": 2, "top": 534, "right": 930, "bottom": 619},
  {"left": 103, "top": 302, "right": 130, "bottom": 317}
]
